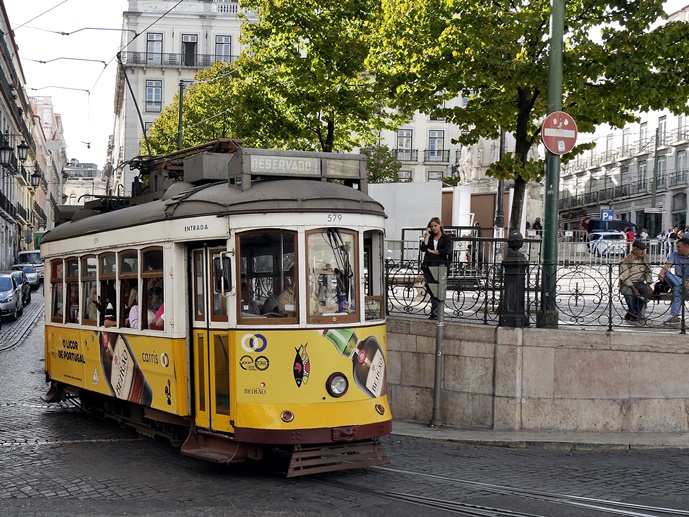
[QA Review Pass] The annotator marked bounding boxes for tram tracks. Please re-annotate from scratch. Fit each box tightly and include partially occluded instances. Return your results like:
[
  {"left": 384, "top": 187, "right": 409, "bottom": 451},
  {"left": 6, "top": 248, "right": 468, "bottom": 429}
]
[{"left": 311, "top": 465, "right": 689, "bottom": 517}]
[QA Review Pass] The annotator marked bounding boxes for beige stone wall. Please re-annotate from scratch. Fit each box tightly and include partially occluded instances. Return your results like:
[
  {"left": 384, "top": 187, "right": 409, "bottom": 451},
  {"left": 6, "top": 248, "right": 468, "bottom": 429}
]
[{"left": 387, "top": 316, "right": 689, "bottom": 432}]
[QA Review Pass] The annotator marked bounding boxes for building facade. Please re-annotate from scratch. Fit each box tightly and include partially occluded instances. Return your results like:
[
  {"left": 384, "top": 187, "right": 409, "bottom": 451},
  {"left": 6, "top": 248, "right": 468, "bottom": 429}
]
[
  {"left": 0, "top": 4, "right": 46, "bottom": 268},
  {"left": 62, "top": 159, "right": 107, "bottom": 205},
  {"left": 558, "top": 5, "right": 689, "bottom": 236},
  {"left": 111, "top": 0, "right": 248, "bottom": 196}
]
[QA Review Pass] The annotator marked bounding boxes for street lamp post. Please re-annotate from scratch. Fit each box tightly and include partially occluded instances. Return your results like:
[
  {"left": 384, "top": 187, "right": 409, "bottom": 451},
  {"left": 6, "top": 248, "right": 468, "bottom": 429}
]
[{"left": 650, "top": 127, "right": 660, "bottom": 238}]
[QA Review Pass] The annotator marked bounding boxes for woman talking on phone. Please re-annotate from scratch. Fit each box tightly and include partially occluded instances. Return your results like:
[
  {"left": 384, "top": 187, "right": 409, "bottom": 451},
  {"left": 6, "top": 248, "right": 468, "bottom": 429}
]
[{"left": 420, "top": 217, "right": 453, "bottom": 320}]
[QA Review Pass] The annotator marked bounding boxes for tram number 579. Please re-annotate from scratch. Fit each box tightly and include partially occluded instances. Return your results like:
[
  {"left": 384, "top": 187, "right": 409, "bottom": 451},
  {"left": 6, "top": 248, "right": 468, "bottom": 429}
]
[{"left": 327, "top": 214, "right": 343, "bottom": 223}]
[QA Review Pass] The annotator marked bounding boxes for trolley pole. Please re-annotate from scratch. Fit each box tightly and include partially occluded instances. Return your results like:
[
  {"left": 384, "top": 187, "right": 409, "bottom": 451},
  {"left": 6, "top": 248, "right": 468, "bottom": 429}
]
[
  {"left": 178, "top": 80, "right": 185, "bottom": 151},
  {"left": 428, "top": 267, "right": 447, "bottom": 427},
  {"left": 538, "top": 0, "right": 564, "bottom": 328}
]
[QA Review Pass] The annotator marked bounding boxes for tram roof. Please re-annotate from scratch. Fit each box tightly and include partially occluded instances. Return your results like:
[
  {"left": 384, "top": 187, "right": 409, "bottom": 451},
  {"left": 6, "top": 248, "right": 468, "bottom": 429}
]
[{"left": 42, "top": 179, "right": 386, "bottom": 244}]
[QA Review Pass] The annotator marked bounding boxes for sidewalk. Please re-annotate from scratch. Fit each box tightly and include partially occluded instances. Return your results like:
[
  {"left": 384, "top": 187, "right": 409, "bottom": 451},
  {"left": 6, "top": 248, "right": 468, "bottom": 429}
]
[{"left": 392, "top": 419, "right": 689, "bottom": 450}]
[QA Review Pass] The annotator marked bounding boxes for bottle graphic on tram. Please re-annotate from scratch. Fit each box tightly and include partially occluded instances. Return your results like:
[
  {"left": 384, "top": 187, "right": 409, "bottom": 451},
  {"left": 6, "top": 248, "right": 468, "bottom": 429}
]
[
  {"left": 99, "top": 332, "right": 153, "bottom": 406},
  {"left": 320, "top": 328, "right": 387, "bottom": 398}
]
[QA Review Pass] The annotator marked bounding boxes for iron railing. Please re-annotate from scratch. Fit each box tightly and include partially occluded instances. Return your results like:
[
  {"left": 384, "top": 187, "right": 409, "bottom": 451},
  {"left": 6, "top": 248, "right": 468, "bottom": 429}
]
[{"left": 385, "top": 236, "right": 689, "bottom": 332}]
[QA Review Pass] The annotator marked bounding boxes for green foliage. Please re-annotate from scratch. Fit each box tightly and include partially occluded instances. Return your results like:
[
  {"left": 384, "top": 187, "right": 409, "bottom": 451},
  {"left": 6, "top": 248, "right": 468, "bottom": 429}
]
[
  {"left": 237, "top": 0, "right": 406, "bottom": 152},
  {"left": 368, "top": 0, "right": 689, "bottom": 229},
  {"left": 361, "top": 145, "right": 401, "bottom": 183},
  {"left": 144, "top": 61, "right": 242, "bottom": 156}
]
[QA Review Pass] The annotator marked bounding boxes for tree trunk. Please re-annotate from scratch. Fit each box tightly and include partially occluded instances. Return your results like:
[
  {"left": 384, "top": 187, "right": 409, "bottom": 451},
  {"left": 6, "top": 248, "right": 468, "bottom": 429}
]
[{"left": 508, "top": 177, "right": 526, "bottom": 233}]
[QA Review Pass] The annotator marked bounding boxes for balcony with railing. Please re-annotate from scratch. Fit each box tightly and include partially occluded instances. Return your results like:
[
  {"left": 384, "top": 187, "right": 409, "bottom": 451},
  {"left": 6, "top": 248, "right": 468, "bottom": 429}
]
[
  {"left": 16, "top": 203, "right": 28, "bottom": 224},
  {"left": 0, "top": 190, "right": 16, "bottom": 218},
  {"left": 392, "top": 149, "right": 419, "bottom": 162},
  {"left": 668, "top": 169, "right": 689, "bottom": 187},
  {"left": 145, "top": 101, "right": 163, "bottom": 113},
  {"left": 119, "top": 51, "right": 238, "bottom": 69},
  {"left": 34, "top": 202, "right": 46, "bottom": 227},
  {"left": 423, "top": 149, "right": 450, "bottom": 163}
]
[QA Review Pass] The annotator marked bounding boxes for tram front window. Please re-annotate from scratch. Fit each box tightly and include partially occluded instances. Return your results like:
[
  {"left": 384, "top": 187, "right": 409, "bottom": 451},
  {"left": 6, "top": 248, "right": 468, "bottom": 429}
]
[
  {"left": 238, "top": 231, "right": 296, "bottom": 321},
  {"left": 307, "top": 229, "right": 357, "bottom": 322}
]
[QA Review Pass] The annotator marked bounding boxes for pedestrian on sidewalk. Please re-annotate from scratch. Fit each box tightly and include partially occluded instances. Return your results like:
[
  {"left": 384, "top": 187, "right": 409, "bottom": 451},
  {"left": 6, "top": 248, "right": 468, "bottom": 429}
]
[
  {"left": 618, "top": 240, "right": 653, "bottom": 325},
  {"left": 421, "top": 217, "right": 452, "bottom": 320},
  {"left": 659, "top": 237, "right": 689, "bottom": 327}
]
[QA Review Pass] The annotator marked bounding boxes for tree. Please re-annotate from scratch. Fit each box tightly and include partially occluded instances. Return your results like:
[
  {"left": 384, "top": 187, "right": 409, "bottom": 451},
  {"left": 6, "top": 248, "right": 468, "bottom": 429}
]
[
  {"left": 236, "top": 0, "right": 406, "bottom": 152},
  {"left": 362, "top": 145, "right": 401, "bottom": 183},
  {"left": 367, "top": 1, "right": 689, "bottom": 231},
  {"left": 144, "top": 61, "right": 242, "bottom": 156}
]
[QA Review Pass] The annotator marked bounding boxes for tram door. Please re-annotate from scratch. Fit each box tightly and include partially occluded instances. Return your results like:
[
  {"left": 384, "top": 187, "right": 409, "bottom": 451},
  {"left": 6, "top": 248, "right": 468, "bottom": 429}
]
[{"left": 190, "top": 245, "right": 234, "bottom": 433}]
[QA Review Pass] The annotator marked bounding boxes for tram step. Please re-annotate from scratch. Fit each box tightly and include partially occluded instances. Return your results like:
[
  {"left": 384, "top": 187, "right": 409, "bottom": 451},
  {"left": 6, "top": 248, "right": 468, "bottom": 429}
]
[
  {"left": 180, "top": 431, "right": 248, "bottom": 464},
  {"left": 287, "top": 440, "right": 390, "bottom": 477}
]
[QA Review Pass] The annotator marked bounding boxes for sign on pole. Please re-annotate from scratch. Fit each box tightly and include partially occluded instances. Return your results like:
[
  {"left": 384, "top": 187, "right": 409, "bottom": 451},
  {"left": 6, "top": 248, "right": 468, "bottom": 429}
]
[
  {"left": 601, "top": 209, "right": 614, "bottom": 221},
  {"left": 542, "top": 111, "right": 578, "bottom": 155}
]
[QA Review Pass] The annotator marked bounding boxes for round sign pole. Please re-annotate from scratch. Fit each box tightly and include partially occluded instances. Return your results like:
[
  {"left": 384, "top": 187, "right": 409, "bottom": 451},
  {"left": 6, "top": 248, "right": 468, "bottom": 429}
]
[{"left": 539, "top": 0, "right": 567, "bottom": 330}]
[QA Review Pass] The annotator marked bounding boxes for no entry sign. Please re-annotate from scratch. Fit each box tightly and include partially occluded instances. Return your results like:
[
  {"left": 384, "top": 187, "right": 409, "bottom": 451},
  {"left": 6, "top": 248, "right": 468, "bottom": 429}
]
[{"left": 542, "top": 111, "right": 578, "bottom": 155}]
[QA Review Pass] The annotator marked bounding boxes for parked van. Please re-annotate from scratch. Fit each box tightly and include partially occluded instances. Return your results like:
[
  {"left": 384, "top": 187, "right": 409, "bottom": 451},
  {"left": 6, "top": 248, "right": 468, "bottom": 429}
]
[{"left": 16, "top": 249, "right": 43, "bottom": 281}]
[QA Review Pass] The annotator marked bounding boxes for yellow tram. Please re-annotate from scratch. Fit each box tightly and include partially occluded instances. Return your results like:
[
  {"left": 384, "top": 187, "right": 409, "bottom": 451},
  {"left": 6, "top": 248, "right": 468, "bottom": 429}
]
[{"left": 41, "top": 144, "right": 391, "bottom": 476}]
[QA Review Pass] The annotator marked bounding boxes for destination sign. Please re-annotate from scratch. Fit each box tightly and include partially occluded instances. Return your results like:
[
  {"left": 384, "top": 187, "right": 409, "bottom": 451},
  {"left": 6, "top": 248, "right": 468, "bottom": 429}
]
[{"left": 250, "top": 156, "right": 320, "bottom": 176}]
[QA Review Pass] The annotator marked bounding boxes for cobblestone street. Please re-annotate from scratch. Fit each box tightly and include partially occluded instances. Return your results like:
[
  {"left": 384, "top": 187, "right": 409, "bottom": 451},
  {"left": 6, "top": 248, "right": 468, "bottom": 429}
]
[{"left": 1, "top": 293, "right": 689, "bottom": 516}]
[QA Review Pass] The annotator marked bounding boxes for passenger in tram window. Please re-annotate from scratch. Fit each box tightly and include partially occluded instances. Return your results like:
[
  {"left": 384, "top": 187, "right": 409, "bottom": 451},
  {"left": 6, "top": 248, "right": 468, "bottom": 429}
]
[
  {"left": 261, "top": 292, "right": 280, "bottom": 314},
  {"left": 240, "top": 282, "right": 261, "bottom": 316},
  {"left": 152, "top": 304, "right": 165, "bottom": 330},
  {"left": 103, "top": 302, "right": 117, "bottom": 328},
  {"left": 86, "top": 285, "right": 99, "bottom": 320},
  {"left": 278, "top": 267, "right": 296, "bottom": 313},
  {"left": 68, "top": 284, "right": 79, "bottom": 323},
  {"left": 125, "top": 288, "right": 139, "bottom": 329}
]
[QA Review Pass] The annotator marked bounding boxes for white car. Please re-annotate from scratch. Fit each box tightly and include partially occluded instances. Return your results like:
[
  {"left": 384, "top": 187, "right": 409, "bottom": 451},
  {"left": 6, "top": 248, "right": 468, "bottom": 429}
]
[
  {"left": 587, "top": 231, "right": 628, "bottom": 257},
  {"left": 0, "top": 272, "right": 23, "bottom": 320},
  {"left": 12, "top": 264, "right": 39, "bottom": 290}
]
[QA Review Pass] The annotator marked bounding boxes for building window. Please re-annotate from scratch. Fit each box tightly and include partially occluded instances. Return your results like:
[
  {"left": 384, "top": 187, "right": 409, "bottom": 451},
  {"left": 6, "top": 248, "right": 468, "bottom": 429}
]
[
  {"left": 639, "top": 122, "right": 648, "bottom": 149},
  {"left": 659, "top": 116, "right": 667, "bottom": 145},
  {"left": 147, "top": 33, "right": 163, "bottom": 65},
  {"left": 146, "top": 80, "right": 162, "bottom": 112},
  {"left": 215, "top": 35, "right": 232, "bottom": 61},
  {"left": 399, "top": 170, "right": 411, "bottom": 182},
  {"left": 396, "top": 129, "right": 412, "bottom": 161},
  {"left": 677, "top": 151, "right": 686, "bottom": 173},
  {"left": 638, "top": 161, "right": 647, "bottom": 188},
  {"left": 428, "top": 130, "right": 445, "bottom": 161},
  {"left": 679, "top": 114, "right": 687, "bottom": 140},
  {"left": 428, "top": 170, "right": 443, "bottom": 181},
  {"left": 182, "top": 34, "right": 198, "bottom": 66},
  {"left": 622, "top": 127, "right": 630, "bottom": 147}
]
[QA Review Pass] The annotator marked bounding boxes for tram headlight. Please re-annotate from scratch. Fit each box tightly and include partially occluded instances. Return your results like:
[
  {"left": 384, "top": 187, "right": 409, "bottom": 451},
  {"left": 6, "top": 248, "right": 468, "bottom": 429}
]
[{"left": 326, "top": 373, "right": 348, "bottom": 398}]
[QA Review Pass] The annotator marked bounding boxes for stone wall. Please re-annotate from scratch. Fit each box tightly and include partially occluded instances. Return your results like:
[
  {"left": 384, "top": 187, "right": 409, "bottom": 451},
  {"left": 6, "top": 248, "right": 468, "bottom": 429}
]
[{"left": 387, "top": 316, "right": 689, "bottom": 432}]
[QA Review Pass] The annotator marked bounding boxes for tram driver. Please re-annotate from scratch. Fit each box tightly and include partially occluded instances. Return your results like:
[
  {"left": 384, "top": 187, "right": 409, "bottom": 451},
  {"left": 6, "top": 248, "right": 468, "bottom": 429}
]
[{"left": 240, "top": 282, "right": 261, "bottom": 316}]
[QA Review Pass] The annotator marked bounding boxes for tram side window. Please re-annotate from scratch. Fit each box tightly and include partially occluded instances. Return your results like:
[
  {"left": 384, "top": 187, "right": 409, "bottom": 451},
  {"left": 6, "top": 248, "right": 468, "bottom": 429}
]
[
  {"left": 119, "top": 250, "right": 138, "bottom": 328},
  {"left": 99, "top": 253, "right": 117, "bottom": 327},
  {"left": 306, "top": 229, "right": 357, "bottom": 323},
  {"left": 142, "top": 247, "right": 164, "bottom": 330},
  {"left": 65, "top": 258, "right": 79, "bottom": 323},
  {"left": 82, "top": 256, "right": 97, "bottom": 325},
  {"left": 211, "top": 249, "right": 229, "bottom": 321},
  {"left": 363, "top": 230, "right": 385, "bottom": 321},
  {"left": 238, "top": 232, "right": 296, "bottom": 321},
  {"left": 50, "top": 260, "right": 64, "bottom": 323}
]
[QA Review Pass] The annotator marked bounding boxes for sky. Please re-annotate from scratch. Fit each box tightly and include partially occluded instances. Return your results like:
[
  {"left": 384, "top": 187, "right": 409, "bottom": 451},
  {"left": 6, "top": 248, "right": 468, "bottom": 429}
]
[
  {"left": 2, "top": 0, "right": 688, "bottom": 172},
  {"left": 4, "top": 0, "right": 128, "bottom": 170}
]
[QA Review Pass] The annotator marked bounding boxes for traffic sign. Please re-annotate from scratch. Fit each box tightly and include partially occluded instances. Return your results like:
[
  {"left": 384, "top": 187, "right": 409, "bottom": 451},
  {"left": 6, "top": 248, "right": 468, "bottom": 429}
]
[
  {"left": 542, "top": 111, "right": 578, "bottom": 155},
  {"left": 601, "top": 209, "right": 614, "bottom": 221},
  {"left": 645, "top": 207, "right": 665, "bottom": 214}
]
